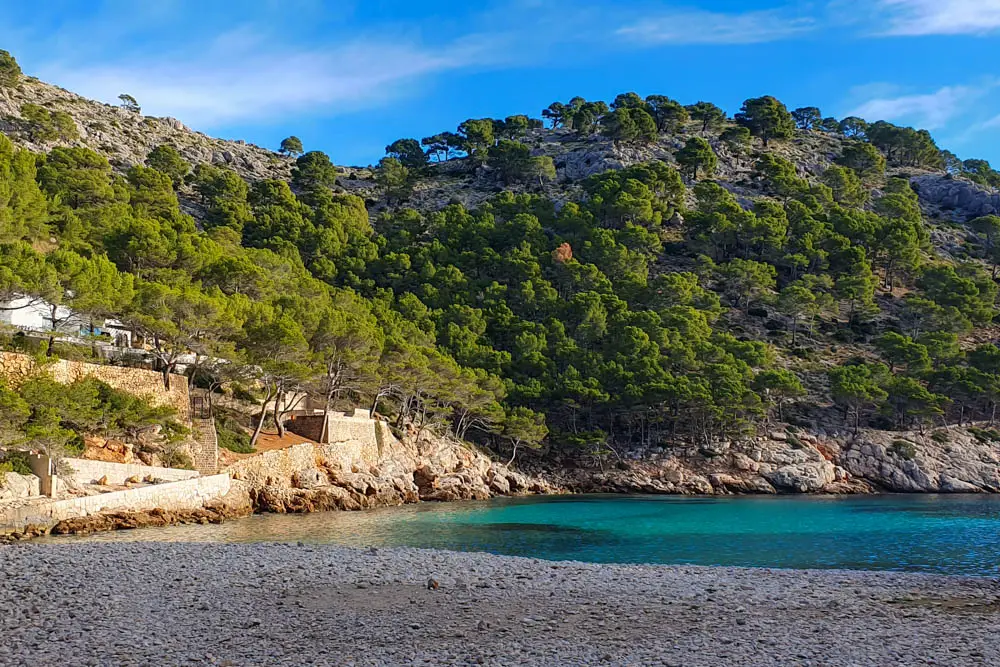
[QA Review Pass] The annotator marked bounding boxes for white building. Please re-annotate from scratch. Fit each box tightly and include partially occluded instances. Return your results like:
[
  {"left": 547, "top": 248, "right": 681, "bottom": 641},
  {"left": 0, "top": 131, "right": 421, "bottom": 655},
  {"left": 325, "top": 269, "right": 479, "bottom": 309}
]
[{"left": 0, "top": 296, "right": 132, "bottom": 347}]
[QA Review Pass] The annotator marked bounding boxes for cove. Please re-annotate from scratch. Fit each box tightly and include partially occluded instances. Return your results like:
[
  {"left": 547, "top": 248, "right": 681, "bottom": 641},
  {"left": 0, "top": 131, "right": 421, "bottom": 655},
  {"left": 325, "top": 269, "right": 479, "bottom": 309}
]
[{"left": 47, "top": 494, "right": 1000, "bottom": 577}]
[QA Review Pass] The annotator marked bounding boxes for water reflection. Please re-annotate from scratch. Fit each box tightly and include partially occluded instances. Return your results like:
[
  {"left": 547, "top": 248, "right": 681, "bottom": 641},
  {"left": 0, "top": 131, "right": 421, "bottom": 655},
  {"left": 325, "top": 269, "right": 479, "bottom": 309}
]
[{"left": 41, "top": 494, "right": 1000, "bottom": 576}]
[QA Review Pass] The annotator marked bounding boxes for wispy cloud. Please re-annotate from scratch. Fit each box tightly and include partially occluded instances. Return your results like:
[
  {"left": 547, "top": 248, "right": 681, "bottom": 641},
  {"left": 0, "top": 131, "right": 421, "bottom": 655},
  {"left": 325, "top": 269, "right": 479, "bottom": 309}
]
[
  {"left": 847, "top": 84, "right": 991, "bottom": 129},
  {"left": 34, "top": 28, "right": 494, "bottom": 127},
  {"left": 616, "top": 8, "right": 815, "bottom": 45},
  {"left": 875, "top": 0, "right": 1000, "bottom": 36}
]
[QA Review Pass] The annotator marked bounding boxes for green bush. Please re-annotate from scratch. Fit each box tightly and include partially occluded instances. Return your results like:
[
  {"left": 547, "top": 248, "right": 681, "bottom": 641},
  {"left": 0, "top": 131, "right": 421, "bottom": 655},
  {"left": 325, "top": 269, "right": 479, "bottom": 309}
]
[
  {"left": 968, "top": 427, "right": 1000, "bottom": 443},
  {"left": 890, "top": 440, "right": 917, "bottom": 460},
  {"left": 0, "top": 375, "right": 183, "bottom": 460},
  {"left": 930, "top": 430, "right": 949, "bottom": 444},
  {"left": 0, "top": 450, "right": 33, "bottom": 475},
  {"left": 161, "top": 449, "right": 194, "bottom": 470},
  {"left": 215, "top": 414, "right": 254, "bottom": 453}
]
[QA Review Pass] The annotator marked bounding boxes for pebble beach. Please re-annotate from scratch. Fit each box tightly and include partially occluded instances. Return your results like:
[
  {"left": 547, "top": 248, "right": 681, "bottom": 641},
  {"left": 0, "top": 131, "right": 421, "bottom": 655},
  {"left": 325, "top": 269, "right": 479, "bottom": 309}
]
[{"left": 2, "top": 542, "right": 999, "bottom": 665}]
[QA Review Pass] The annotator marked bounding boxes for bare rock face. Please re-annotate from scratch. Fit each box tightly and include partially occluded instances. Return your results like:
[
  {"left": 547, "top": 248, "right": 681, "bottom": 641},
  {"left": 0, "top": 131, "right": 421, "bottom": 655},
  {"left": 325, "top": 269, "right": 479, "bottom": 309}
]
[
  {"left": 82, "top": 437, "right": 134, "bottom": 464},
  {"left": 292, "top": 468, "right": 329, "bottom": 490},
  {"left": 834, "top": 429, "right": 1000, "bottom": 492},
  {"left": 910, "top": 174, "right": 1000, "bottom": 221},
  {"left": 0, "top": 472, "right": 40, "bottom": 500},
  {"left": 0, "top": 79, "right": 291, "bottom": 184}
]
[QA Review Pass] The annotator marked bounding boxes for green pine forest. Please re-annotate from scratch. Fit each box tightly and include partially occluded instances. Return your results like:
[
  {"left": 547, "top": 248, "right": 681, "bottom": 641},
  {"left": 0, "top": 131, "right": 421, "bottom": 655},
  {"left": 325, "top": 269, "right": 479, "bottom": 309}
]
[{"left": 3, "top": 48, "right": 1000, "bottom": 463}]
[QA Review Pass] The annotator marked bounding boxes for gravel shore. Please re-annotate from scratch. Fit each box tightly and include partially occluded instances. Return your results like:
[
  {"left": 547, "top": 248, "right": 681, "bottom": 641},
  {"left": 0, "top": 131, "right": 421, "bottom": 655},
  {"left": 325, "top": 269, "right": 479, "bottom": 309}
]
[{"left": 1, "top": 543, "right": 998, "bottom": 666}]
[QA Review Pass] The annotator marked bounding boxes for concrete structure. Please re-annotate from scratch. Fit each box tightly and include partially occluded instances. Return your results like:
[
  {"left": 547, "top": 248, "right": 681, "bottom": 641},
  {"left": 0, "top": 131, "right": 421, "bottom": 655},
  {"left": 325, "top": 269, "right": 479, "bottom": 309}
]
[
  {"left": 286, "top": 410, "right": 382, "bottom": 453},
  {"left": 0, "top": 474, "right": 232, "bottom": 533},
  {"left": 61, "top": 458, "right": 200, "bottom": 487}
]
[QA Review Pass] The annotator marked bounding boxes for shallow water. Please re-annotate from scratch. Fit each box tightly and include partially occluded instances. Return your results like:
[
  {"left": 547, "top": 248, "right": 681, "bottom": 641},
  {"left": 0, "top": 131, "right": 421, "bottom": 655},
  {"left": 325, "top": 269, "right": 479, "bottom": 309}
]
[{"left": 44, "top": 494, "right": 1000, "bottom": 576}]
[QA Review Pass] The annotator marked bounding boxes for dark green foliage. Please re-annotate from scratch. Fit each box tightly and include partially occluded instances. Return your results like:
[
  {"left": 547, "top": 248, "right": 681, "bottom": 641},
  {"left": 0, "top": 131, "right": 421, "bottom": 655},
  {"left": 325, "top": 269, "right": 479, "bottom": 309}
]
[
  {"left": 488, "top": 140, "right": 533, "bottom": 184},
  {"left": 118, "top": 94, "right": 140, "bottom": 113},
  {"left": 686, "top": 102, "right": 726, "bottom": 132},
  {"left": 602, "top": 108, "right": 657, "bottom": 145},
  {"left": 216, "top": 413, "right": 254, "bottom": 453},
  {"left": 146, "top": 144, "right": 190, "bottom": 187},
  {"left": 2, "top": 376, "right": 183, "bottom": 459},
  {"left": 675, "top": 137, "right": 717, "bottom": 180},
  {"left": 292, "top": 151, "right": 338, "bottom": 193},
  {"left": 6, "top": 82, "right": 1000, "bottom": 463},
  {"left": 0, "top": 50, "right": 21, "bottom": 88},
  {"left": 279, "top": 136, "right": 304, "bottom": 156},
  {"left": 21, "top": 104, "right": 78, "bottom": 143},
  {"left": 791, "top": 107, "right": 821, "bottom": 130},
  {"left": 385, "top": 138, "right": 428, "bottom": 170},
  {"left": 735, "top": 96, "right": 795, "bottom": 146}
]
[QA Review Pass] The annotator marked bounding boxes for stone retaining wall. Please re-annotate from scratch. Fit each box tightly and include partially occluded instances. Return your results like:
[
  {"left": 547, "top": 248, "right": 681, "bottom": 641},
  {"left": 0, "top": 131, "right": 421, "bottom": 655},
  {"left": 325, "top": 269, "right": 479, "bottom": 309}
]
[
  {"left": 0, "top": 474, "right": 231, "bottom": 532},
  {"left": 0, "top": 351, "right": 189, "bottom": 416},
  {"left": 285, "top": 412, "right": 381, "bottom": 452},
  {"left": 62, "top": 458, "right": 200, "bottom": 486},
  {"left": 227, "top": 444, "right": 318, "bottom": 488}
]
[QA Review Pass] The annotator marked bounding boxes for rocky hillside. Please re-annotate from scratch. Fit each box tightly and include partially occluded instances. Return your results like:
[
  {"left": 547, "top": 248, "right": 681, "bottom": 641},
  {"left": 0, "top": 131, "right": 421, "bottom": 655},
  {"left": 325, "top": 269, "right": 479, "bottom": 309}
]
[{"left": 0, "top": 76, "right": 291, "bottom": 181}]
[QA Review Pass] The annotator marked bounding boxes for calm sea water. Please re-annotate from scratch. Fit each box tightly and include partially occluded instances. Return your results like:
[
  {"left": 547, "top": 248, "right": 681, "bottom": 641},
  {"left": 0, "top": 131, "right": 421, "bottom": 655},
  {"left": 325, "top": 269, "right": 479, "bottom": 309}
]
[{"left": 46, "top": 494, "right": 1000, "bottom": 576}]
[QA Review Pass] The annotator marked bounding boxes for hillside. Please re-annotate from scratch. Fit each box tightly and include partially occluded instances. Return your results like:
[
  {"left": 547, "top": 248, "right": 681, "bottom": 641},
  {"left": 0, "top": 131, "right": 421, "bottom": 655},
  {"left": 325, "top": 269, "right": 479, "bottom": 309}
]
[{"left": 2, "top": 47, "right": 1000, "bottom": 493}]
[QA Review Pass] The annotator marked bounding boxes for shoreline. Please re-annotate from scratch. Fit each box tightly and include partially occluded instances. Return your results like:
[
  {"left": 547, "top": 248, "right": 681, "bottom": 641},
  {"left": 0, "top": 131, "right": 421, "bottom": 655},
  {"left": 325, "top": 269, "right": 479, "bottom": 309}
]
[
  {"left": 2, "top": 542, "right": 998, "bottom": 666},
  {"left": 5, "top": 484, "right": 1000, "bottom": 544}
]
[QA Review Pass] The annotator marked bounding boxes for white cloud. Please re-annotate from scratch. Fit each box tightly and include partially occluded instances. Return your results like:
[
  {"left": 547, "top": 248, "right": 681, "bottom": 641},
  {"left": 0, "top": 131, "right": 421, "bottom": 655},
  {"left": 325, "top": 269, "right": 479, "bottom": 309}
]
[
  {"left": 876, "top": 0, "right": 1000, "bottom": 36},
  {"left": 616, "top": 8, "right": 814, "bottom": 45},
  {"left": 33, "top": 28, "right": 494, "bottom": 128},
  {"left": 847, "top": 85, "right": 988, "bottom": 129}
]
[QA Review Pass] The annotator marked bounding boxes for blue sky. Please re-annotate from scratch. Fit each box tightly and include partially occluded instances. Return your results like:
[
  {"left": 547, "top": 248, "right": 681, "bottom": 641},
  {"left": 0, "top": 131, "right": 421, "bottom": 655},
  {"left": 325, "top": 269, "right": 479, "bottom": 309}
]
[{"left": 3, "top": 0, "right": 1000, "bottom": 167}]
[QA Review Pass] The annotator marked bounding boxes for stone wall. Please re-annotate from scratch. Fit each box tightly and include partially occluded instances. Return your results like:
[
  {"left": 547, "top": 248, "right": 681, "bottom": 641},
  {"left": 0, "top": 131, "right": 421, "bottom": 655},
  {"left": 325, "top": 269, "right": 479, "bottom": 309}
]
[
  {"left": 62, "top": 458, "right": 200, "bottom": 486},
  {"left": 226, "top": 444, "right": 319, "bottom": 488},
  {"left": 0, "top": 351, "right": 189, "bottom": 416},
  {"left": 285, "top": 411, "right": 381, "bottom": 452},
  {"left": 0, "top": 474, "right": 231, "bottom": 532},
  {"left": 286, "top": 415, "right": 325, "bottom": 442}
]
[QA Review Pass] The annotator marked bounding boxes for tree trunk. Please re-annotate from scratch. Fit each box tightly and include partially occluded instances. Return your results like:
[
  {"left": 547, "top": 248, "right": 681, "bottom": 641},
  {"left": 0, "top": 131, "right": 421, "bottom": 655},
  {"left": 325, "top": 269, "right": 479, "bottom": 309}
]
[
  {"left": 507, "top": 441, "right": 520, "bottom": 467},
  {"left": 273, "top": 389, "right": 285, "bottom": 438},
  {"left": 249, "top": 385, "right": 276, "bottom": 450}
]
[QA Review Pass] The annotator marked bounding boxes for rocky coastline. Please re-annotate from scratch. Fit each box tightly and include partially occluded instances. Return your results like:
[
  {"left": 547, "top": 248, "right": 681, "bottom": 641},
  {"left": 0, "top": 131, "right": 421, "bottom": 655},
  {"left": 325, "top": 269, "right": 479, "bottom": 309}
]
[
  {"left": 2, "top": 542, "right": 998, "bottom": 666},
  {"left": 3, "top": 422, "right": 998, "bottom": 542}
]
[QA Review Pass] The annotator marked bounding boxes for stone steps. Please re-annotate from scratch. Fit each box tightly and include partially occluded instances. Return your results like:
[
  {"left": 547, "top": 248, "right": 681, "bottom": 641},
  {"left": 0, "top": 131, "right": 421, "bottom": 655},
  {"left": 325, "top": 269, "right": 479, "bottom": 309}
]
[{"left": 190, "top": 417, "right": 219, "bottom": 475}]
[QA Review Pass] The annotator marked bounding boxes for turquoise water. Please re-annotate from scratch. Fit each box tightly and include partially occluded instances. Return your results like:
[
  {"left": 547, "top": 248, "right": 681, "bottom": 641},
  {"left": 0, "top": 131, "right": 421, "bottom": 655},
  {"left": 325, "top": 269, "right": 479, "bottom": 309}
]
[{"left": 51, "top": 494, "right": 1000, "bottom": 576}]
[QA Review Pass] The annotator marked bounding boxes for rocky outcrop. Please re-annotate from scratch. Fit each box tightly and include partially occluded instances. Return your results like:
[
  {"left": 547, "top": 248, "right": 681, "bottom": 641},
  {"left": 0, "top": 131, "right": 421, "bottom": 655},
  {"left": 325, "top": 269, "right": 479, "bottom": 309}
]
[
  {"left": 0, "top": 472, "right": 40, "bottom": 501},
  {"left": 0, "top": 79, "right": 291, "bottom": 183},
  {"left": 530, "top": 424, "right": 998, "bottom": 496},
  {"left": 910, "top": 173, "right": 1000, "bottom": 221},
  {"left": 233, "top": 426, "right": 556, "bottom": 516},
  {"left": 833, "top": 429, "right": 1000, "bottom": 493}
]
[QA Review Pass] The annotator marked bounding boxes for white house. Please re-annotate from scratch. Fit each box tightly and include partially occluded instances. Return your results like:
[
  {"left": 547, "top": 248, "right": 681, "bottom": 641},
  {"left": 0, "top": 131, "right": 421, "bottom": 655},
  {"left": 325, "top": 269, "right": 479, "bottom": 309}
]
[{"left": 0, "top": 296, "right": 132, "bottom": 347}]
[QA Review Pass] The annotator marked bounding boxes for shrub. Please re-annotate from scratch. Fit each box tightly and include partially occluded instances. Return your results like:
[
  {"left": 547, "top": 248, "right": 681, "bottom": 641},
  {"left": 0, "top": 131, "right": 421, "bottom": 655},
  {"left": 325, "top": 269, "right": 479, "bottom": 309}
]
[
  {"left": 2, "top": 450, "right": 34, "bottom": 475},
  {"left": 968, "top": 427, "right": 1000, "bottom": 443},
  {"left": 747, "top": 306, "right": 769, "bottom": 318},
  {"left": 161, "top": 448, "right": 194, "bottom": 470},
  {"left": 930, "top": 430, "right": 949, "bottom": 444},
  {"left": 216, "top": 414, "right": 254, "bottom": 453},
  {"left": 890, "top": 440, "right": 917, "bottom": 460}
]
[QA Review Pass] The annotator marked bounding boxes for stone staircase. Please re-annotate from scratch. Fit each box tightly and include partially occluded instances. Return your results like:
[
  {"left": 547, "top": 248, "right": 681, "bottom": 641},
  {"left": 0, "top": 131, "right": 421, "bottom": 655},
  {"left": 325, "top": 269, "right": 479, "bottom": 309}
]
[
  {"left": 189, "top": 390, "right": 219, "bottom": 475},
  {"left": 190, "top": 418, "right": 219, "bottom": 475}
]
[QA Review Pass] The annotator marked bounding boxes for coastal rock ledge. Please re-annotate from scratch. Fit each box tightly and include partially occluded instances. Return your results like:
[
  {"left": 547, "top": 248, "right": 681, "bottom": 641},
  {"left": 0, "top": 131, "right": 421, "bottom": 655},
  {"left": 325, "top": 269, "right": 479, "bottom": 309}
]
[{"left": 529, "top": 424, "right": 1000, "bottom": 496}]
